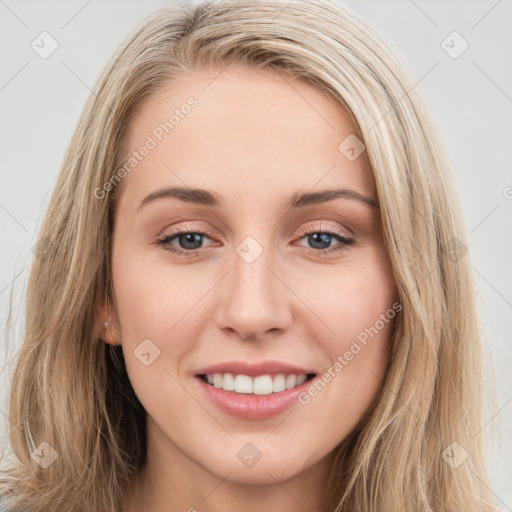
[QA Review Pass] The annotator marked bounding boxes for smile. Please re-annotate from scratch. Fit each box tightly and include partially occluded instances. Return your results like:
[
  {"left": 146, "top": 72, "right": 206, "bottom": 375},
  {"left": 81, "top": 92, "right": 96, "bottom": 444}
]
[
  {"left": 200, "top": 372, "right": 315, "bottom": 395},
  {"left": 195, "top": 372, "right": 317, "bottom": 421}
]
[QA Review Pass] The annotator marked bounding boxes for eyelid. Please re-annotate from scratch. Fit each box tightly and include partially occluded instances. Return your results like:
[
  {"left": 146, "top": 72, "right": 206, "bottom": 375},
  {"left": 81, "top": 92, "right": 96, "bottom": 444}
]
[
  {"left": 160, "top": 222, "right": 215, "bottom": 238},
  {"left": 157, "top": 220, "right": 352, "bottom": 242},
  {"left": 294, "top": 221, "right": 353, "bottom": 240}
]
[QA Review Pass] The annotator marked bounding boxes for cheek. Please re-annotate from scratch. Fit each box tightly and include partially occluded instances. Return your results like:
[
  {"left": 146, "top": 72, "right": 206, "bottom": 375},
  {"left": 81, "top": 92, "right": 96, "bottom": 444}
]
[
  {"left": 302, "top": 250, "right": 396, "bottom": 405},
  {"left": 111, "top": 244, "right": 200, "bottom": 340},
  {"left": 111, "top": 253, "right": 198, "bottom": 419},
  {"left": 307, "top": 260, "right": 396, "bottom": 350},
  {"left": 297, "top": 287, "right": 396, "bottom": 451}
]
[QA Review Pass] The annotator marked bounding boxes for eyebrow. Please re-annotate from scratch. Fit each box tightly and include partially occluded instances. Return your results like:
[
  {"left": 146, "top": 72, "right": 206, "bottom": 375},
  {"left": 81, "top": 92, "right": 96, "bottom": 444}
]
[{"left": 138, "top": 186, "right": 378, "bottom": 211}]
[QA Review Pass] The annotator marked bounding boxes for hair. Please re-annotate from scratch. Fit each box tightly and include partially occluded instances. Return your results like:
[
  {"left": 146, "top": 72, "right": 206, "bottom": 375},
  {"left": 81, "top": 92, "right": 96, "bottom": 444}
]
[{"left": 0, "top": 0, "right": 499, "bottom": 510}]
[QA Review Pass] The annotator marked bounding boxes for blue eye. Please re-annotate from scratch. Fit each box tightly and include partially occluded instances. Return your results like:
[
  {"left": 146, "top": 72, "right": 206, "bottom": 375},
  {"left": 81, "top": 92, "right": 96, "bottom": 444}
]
[
  {"left": 156, "top": 227, "right": 354, "bottom": 257},
  {"left": 297, "top": 230, "right": 354, "bottom": 254},
  {"left": 156, "top": 229, "right": 214, "bottom": 257}
]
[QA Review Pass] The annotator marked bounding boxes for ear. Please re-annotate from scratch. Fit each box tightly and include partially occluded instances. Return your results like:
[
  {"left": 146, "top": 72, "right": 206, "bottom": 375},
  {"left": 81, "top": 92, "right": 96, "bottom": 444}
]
[{"left": 94, "top": 288, "right": 122, "bottom": 346}]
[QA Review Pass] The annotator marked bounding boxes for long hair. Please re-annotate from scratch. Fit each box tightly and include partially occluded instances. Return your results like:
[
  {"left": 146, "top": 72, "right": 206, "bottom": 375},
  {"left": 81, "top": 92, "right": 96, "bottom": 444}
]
[{"left": 0, "top": 0, "right": 498, "bottom": 510}]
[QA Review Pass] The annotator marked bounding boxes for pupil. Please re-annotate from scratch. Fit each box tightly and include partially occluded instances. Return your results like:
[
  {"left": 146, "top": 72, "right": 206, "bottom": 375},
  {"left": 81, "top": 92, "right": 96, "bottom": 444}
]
[
  {"left": 180, "top": 233, "right": 202, "bottom": 250},
  {"left": 309, "top": 233, "right": 330, "bottom": 249}
]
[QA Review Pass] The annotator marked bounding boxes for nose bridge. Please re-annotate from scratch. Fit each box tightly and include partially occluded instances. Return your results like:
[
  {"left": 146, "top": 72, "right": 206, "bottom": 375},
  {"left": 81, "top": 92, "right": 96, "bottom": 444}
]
[
  {"left": 214, "top": 233, "right": 291, "bottom": 339},
  {"left": 231, "top": 234, "right": 279, "bottom": 308}
]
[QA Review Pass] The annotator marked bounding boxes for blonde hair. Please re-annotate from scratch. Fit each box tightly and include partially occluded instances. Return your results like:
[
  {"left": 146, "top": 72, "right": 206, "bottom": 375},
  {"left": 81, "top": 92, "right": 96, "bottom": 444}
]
[{"left": 0, "top": 0, "right": 498, "bottom": 510}]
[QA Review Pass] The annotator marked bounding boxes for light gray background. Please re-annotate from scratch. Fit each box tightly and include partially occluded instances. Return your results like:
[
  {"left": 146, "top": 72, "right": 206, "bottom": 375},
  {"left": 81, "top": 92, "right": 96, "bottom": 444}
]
[{"left": 1, "top": 0, "right": 511, "bottom": 509}]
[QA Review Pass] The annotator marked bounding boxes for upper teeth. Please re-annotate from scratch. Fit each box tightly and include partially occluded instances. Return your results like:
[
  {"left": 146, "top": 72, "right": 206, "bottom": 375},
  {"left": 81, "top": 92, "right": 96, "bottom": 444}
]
[{"left": 205, "top": 373, "right": 308, "bottom": 395}]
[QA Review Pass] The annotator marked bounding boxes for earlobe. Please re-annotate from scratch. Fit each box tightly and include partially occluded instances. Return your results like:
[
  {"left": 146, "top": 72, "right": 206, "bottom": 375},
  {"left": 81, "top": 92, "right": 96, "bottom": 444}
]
[
  {"left": 100, "top": 316, "right": 122, "bottom": 346},
  {"left": 95, "top": 291, "right": 122, "bottom": 346}
]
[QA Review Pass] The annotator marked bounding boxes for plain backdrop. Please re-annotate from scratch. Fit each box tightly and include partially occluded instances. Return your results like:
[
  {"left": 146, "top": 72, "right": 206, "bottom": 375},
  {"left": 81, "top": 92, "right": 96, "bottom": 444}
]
[{"left": 1, "top": 0, "right": 511, "bottom": 509}]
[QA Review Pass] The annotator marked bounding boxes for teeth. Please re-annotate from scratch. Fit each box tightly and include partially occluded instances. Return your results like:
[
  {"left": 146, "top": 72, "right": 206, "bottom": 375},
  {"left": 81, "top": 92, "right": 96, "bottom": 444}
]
[
  {"left": 285, "top": 374, "right": 296, "bottom": 389},
  {"left": 296, "top": 374, "right": 307, "bottom": 386},
  {"left": 273, "top": 374, "right": 286, "bottom": 392},
  {"left": 223, "top": 373, "right": 235, "bottom": 391},
  {"left": 213, "top": 373, "right": 223, "bottom": 388},
  {"left": 234, "top": 374, "right": 252, "bottom": 393},
  {"left": 204, "top": 373, "right": 310, "bottom": 394}
]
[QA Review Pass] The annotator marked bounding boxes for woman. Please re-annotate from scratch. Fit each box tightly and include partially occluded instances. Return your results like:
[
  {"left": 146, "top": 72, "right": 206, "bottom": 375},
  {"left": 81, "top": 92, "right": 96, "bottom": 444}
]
[{"left": 0, "top": 0, "right": 499, "bottom": 510}]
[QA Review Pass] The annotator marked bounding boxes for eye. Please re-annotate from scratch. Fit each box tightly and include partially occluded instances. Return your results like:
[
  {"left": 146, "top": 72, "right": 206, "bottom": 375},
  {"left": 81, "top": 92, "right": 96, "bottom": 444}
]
[
  {"left": 155, "top": 223, "right": 355, "bottom": 257},
  {"left": 156, "top": 225, "right": 216, "bottom": 257},
  {"left": 294, "top": 224, "right": 354, "bottom": 256}
]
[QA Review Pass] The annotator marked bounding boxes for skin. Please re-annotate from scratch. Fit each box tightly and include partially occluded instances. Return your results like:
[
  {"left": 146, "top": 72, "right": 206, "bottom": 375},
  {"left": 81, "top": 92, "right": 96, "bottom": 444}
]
[{"left": 99, "top": 65, "right": 398, "bottom": 512}]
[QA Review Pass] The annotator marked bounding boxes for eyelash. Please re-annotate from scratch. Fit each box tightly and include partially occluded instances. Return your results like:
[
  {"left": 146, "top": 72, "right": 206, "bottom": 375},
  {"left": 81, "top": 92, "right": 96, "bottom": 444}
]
[{"left": 155, "top": 224, "right": 354, "bottom": 258}]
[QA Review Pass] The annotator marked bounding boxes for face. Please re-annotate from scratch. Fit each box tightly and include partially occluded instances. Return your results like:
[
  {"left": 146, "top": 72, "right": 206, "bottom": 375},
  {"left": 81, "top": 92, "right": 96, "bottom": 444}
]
[{"left": 102, "top": 66, "right": 398, "bottom": 492}]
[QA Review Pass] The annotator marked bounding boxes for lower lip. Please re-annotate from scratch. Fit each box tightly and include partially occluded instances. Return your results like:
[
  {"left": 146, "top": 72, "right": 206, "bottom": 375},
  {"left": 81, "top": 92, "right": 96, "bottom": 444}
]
[{"left": 195, "top": 375, "right": 314, "bottom": 421}]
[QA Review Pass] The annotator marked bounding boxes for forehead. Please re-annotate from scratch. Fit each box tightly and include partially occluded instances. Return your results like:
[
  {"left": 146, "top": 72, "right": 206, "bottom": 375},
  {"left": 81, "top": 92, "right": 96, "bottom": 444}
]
[{"left": 115, "top": 66, "right": 375, "bottom": 212}]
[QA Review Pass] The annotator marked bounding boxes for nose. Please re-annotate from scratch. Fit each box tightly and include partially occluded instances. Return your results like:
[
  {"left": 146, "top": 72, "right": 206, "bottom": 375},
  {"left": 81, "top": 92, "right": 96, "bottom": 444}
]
[{"left": 214, "top": 244, "right": 293, "bottom": 342}]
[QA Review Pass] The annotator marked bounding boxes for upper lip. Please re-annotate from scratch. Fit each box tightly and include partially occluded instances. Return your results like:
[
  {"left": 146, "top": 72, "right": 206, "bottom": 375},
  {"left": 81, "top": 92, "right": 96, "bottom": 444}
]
[{"left": 195, "top": 360, "right": 317, "bottom": 377}]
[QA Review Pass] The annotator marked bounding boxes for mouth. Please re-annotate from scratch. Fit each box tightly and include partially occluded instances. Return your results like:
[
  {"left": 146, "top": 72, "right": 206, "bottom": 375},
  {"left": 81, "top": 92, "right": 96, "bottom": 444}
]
[
  {"left": 195, "top": 371, "right": 317, "bottom": 420},
  {"left": 198, "top": 372, "right": 317, "bottom": 396}
]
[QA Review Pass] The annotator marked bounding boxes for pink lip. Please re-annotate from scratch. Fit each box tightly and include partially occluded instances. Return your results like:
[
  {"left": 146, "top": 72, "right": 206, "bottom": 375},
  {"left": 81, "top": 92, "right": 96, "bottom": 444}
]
[
  {"left": 194, "top": 360, "right": 316, "bottom": 377},
  {"left": 195, "top": 374, "right": 314, "bottom": 421}
]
